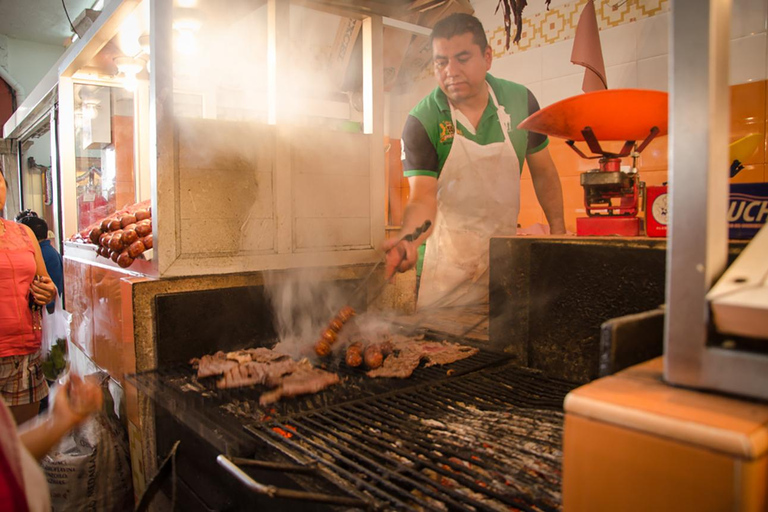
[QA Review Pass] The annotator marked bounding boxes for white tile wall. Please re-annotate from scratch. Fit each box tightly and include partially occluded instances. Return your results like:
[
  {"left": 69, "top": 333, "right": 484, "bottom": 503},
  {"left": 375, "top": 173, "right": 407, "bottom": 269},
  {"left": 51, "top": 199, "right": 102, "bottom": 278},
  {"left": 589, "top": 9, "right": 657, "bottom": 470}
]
[
  {"left": 600, "top": 22, "right": 638, "bottom": 67},
  {"left": 387, "top": 0, "right": 768, "bottom": 129},
  {"left": 542, "top": 39, "right": 581, "bottom": 80},
  {"left": 605, "top": 62, "right": 638, "bottom": 89},
  {"left": 540, "top": 73, "right": 583, "bottom": 106},
  {"left": 492, "top": 47, "right": 543, "bottom": 85},
  {"left": 732, "top": 0, "right": 768, "bottom": 39},
  {"left": 730, "top": 32, "right": 768, "bottom": 84},
  {"left": 637, "top": 12, "right": 669, "bottom": 60},
  {"left": 638, "top": 55, "right": 669, "bottom": 91}
]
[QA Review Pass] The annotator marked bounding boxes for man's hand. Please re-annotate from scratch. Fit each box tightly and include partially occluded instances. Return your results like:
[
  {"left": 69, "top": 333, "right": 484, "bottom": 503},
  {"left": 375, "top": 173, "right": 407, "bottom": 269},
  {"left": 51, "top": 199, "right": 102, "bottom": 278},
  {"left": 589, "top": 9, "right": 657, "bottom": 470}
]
[
  {"left": 382, "top": 238, "right": 418, "bottom": 280},
  {"left": 30, "top": 275, "right": 56, "bottom": 305}
]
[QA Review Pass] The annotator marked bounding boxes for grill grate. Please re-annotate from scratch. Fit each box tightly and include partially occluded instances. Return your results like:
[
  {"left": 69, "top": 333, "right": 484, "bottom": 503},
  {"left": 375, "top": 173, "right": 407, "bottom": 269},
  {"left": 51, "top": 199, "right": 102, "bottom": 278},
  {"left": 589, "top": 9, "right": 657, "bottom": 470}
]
[
  {"left": 248, "top": 364, "right": 576, "bottom": 511},
  {"left": 127, "top": 346, "right": 510, "bottom": 454}
]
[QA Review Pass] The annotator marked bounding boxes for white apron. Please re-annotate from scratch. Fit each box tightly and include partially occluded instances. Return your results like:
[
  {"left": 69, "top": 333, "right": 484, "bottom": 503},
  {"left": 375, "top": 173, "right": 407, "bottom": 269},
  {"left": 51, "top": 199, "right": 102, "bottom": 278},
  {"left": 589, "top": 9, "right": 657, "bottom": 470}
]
[{"left": 418, "top": 84, "right": 521, "bottom": 309}]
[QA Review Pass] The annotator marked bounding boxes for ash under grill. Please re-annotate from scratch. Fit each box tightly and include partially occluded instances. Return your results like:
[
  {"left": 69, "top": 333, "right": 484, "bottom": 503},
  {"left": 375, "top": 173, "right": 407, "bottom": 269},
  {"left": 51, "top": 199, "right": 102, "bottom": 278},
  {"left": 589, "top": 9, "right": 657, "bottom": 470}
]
[{"left": 248, "top": 364, "right": 576, "bottom": 511}]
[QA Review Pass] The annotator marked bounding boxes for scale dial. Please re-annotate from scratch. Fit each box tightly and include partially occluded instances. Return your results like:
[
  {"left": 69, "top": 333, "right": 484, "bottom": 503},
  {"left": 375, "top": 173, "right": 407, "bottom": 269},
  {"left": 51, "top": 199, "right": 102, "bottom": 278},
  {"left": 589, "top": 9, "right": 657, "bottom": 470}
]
[{"left": 651, "top": 193, "right": 668, "bottom": 225}]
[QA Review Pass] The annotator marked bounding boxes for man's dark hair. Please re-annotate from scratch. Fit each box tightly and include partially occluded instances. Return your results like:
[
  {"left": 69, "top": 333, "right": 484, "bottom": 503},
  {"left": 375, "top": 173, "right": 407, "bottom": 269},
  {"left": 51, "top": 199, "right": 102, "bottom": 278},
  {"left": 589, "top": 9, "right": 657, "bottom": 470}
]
[
  {"left": 19, "top": 215, "right": 49, "bottom": 241},
  {"left": 431, "top": 13, "right": 488, "bottom": 52}
]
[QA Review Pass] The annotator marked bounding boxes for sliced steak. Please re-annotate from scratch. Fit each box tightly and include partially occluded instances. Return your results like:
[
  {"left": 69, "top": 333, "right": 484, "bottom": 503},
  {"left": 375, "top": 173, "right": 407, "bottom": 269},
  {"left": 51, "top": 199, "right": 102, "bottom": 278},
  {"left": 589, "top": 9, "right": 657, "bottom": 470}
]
[
  {"left": 366, "top": 345, "right": 423, "bottom": 379},
  {"left": 216, "top": 359, "right": 301, "bottom": 389},
  {"left": 193, "top": 351, "right": 240, "bottom": 378},
  {"left": 259, "top": 368, "right": 340, "bottom": 405},
  {"left": 243, "top": 347, "right": 289, "bottom": 363},
  {"left": 422, "top": 342, "right": 479, "bottom": 367},
  {"left": 367, "top": 340, "right": 478, "bottom": 378},
  {"left": 192, "top": 347, "right": 288, "bottom": 378}
]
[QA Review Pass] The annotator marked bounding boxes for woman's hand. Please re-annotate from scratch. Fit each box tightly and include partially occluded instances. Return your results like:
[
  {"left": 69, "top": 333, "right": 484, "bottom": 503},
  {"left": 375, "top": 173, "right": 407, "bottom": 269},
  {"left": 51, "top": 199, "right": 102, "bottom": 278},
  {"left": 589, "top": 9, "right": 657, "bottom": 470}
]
[
  {"left": 30, "top": 275, "right": 56, "bottom": 305},
  {"left": 51, "top": 374, "right": 104, "bottom": 430}
]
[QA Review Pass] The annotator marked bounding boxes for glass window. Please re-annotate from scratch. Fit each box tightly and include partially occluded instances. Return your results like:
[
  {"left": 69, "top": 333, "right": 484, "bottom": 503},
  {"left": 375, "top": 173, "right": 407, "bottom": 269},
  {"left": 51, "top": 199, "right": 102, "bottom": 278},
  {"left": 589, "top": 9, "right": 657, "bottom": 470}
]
[{"left": 73, "top": 84, "right": 136, "bottom": 232}]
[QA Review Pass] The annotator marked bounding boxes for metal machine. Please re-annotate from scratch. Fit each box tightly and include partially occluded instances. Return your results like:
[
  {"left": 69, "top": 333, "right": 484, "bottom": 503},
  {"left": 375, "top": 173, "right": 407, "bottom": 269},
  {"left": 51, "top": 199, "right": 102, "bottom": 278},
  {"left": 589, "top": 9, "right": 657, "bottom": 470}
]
[{"left": 519, "top": 89, "right": 668, "bottom": 237}]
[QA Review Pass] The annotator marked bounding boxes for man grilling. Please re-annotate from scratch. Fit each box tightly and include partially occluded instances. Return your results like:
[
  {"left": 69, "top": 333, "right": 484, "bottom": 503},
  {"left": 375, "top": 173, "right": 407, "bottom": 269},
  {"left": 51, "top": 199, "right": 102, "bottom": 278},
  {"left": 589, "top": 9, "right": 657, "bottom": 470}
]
[{"left": 383, "top": 13, "right": 565, "bottom": 309}]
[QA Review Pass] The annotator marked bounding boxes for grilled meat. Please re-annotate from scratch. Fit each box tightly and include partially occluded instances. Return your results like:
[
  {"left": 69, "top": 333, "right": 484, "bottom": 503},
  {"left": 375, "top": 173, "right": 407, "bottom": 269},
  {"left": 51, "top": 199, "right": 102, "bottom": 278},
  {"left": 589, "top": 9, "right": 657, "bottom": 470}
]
[
  {"left": 346, "top": 342, "right": 363, "bottom": 367},
  {"left": 191, "top": 351, "right": 239, "bottom": 378},
  {"left": 367, "top": 340, "right": 479, "bottom": 379},
  {"left": 217, "top": 359, "right": 304, "bottom": 389},
  {"left": 259, "top": 368, "right": 340, "bottom": 405},
  {"left": 191, "top": 347, "right": 289, "bottom": 378}
]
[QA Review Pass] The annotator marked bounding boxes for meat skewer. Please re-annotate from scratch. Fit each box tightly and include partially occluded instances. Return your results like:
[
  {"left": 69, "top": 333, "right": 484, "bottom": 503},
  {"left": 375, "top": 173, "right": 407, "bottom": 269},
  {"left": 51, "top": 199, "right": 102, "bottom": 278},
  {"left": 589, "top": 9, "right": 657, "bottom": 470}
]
[{"left": 314, "top": 306, "right": 356, "bottom": 356}]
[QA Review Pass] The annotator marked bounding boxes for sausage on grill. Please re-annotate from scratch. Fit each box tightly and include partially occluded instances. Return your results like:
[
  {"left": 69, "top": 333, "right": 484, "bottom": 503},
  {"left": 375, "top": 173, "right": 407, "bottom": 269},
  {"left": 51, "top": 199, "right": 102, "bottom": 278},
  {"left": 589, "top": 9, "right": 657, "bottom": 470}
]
[
  {"left": 364, "top": 344, "right": 384, "bottom": 369},
  {"left": 346, "top": 342, "right": 363, "bottom": 367}
]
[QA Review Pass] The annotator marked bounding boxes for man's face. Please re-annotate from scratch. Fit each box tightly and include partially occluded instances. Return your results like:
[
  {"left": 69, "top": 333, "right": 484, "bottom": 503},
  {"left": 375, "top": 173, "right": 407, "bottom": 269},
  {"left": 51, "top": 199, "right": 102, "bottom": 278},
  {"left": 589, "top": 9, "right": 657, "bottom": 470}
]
[{"left": 432, "top": 32, "right": 492, "bottom": 105}]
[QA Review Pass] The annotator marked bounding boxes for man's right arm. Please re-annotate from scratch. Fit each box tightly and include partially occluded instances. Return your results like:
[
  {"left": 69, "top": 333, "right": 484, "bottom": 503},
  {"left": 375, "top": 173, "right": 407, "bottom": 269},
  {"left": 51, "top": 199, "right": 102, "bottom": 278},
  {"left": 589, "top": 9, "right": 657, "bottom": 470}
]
[{"left": 383, "top": 115, "right": 440, "bottom": 278}]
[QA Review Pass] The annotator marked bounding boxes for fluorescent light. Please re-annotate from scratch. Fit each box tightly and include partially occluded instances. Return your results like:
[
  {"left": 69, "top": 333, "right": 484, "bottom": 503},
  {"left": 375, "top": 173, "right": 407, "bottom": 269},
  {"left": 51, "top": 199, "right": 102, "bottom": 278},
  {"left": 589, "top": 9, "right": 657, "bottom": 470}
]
[{"left": 92, "top": 0, "right": 104, "bottom": 10}]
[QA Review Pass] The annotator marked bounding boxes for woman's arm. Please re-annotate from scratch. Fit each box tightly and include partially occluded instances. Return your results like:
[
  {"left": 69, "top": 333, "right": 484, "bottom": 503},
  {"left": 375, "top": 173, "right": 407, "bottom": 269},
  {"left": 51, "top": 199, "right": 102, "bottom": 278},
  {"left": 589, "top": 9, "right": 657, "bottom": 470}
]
[
  {"left": 20, "top": 224, "right": 57, "bottom": 304},
  {"left": 18, "top": 375, "right": 103, "bottom": 460}
]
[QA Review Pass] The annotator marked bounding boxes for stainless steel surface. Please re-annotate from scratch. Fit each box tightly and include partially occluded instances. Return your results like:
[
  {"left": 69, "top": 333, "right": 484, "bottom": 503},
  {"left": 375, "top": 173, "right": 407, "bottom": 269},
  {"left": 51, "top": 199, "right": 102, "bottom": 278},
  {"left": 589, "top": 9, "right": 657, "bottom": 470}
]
[{"left": 665, "top": 0, "right": 768, "bottom": 400}]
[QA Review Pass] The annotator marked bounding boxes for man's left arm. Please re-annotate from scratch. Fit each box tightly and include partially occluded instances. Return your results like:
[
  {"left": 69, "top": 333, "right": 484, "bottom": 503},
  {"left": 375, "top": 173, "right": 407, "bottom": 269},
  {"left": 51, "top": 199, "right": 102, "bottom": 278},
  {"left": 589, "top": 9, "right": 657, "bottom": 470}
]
[{"left": 526, "top": 147, "right": 566, "bottom": 234}]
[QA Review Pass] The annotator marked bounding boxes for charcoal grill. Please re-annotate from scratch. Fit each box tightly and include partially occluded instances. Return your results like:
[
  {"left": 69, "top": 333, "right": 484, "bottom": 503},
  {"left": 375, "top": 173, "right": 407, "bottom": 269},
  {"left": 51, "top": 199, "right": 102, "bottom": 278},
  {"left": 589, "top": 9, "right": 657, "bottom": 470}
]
[{"left": 129, "top": 348, "right": 576, "bottom": 511}]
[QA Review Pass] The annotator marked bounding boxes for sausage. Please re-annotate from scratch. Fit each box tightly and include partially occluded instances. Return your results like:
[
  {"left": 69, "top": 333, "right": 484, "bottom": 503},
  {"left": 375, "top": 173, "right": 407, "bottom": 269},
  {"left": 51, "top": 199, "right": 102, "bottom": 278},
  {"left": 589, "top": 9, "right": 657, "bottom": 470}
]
[
  {"left": 135, "top": 221, "right": 152, "bottom": 237},
  {"left": 117, "top": 251, "right": 134, "bottom": 268},
  {"left": 99, "top": 232, "right": 110, "bottom": 247},
  {"left": 329, "top": 318, "right": 344, "bottom": 332},
  {"left": 321, "top": 329, "right": 336, "bottom": 344},
  {"left": 120, "top": 214, "right": 137, "bottom": 228},
  {"left": 135, "top": 209, "right": 151, "bottom": 221},
  {"left": 315, "top": 339, "right": 332, "bottom": 357},
  {"left": 100, "top": 219, "right": 111, "bottom": 232},
  {"left": 122, "top": 229, "right": 138, "bottom": 245},
  {"left": 108, "top": 233, "right": 125, "bottom": 252},
  {"left": 88, "top": 227, "right": 102, "bottom": 245},
  {"left": 346, "top": 342, "right": 363, "bottom": 367},
  {"left": 338, "top": 306, "right": 355, "bottom": 322},
  {"left": 127, "top": 240, "right": 145, "bottom": 258},
  {"left": 108, "top": 218, "right": 122, "bottom": 232},
  {"left": 110, "top": 250, "right": 120, "bottom": 263},
  {"left": 141, "top": 234, "right": 153, "bottom": 249},
  {"left": 364, "top": 345, "right": 384, "bottom": 369}
]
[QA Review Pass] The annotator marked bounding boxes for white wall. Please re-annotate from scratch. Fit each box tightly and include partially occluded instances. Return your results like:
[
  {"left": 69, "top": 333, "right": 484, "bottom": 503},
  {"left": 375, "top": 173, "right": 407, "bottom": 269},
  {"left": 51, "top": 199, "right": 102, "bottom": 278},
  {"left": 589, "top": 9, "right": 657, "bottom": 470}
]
[{"left": 4, "top": 36, "right": 64, "bottom": 95}]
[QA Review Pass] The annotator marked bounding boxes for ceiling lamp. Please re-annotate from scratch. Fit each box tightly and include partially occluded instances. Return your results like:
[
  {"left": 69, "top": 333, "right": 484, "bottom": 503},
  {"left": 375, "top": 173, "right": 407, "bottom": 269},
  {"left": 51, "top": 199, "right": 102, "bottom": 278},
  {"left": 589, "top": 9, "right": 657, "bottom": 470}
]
[
  {"left": 114, "top": 56, "right": 145, "bottom": 92},
  {"left": 173, "top": 9, "right": 202, "bottom": 56}
]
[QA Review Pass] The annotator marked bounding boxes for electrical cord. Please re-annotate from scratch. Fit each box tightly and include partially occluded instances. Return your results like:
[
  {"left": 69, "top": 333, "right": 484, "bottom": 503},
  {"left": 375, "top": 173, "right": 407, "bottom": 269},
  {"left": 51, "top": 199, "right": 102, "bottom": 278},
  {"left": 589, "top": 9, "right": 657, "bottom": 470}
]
[{"left": 61, "top": 0, "right": 80, "bottom": 38}]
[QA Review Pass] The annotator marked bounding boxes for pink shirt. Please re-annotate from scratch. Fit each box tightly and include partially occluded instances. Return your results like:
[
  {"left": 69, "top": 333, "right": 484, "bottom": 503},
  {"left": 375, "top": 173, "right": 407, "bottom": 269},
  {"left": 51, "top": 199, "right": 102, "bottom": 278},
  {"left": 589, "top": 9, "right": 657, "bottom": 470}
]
[{"left": 0, "top": 219, "right": 41, "bottom": 357}]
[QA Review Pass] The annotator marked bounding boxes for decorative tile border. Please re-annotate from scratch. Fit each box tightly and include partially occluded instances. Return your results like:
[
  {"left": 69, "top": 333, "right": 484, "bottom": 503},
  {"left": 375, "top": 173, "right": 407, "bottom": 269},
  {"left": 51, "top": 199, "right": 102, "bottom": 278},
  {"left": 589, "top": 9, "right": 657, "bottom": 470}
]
[{"left": 487, "top": 0, "right": 669, "bottom": 59}]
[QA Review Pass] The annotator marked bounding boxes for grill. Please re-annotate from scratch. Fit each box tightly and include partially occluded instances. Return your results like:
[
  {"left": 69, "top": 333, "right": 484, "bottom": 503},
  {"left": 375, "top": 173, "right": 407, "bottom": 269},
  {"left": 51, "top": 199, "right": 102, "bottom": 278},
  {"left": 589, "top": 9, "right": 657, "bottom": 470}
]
[
  {"left": 248, "top": 364, "right": 573, "bottom": 511},
  {"left": 129, "top": 348, "right": 577, "bottom": 511},
  {"left": 129, "top": 345, "right": 509, "bottom": 454}
]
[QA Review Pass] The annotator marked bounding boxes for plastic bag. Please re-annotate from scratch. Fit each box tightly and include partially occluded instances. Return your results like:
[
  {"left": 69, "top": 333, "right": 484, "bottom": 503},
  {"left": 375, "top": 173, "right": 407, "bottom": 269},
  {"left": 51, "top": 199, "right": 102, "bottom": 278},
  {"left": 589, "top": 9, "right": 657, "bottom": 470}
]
[
  {"left": 42, "top": 375, "right": 134, "bottom": 512},
  {"left": 41, "top": 295, "right": 71, "bottom": 380},
  {"left": 41, "top": 294, "right": 70, "bottom": 356}
]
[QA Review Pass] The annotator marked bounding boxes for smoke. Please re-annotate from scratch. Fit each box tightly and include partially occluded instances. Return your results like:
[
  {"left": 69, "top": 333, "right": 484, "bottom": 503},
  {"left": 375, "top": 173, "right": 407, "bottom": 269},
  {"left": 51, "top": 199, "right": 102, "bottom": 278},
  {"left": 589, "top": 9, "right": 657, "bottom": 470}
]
[
  {"left": 264, "top": 267, "right": 348, "bottom": 360},
  {"left": 264, "top": 267, "right": 400, "bottom": 361}
]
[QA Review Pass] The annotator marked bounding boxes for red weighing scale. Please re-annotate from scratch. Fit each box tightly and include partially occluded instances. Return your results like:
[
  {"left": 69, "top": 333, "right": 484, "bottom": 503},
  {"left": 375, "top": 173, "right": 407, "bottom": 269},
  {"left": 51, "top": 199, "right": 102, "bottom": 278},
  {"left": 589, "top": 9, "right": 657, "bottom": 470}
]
[{"left": 518, "top": 89, "right": 669, "bottom": 236}]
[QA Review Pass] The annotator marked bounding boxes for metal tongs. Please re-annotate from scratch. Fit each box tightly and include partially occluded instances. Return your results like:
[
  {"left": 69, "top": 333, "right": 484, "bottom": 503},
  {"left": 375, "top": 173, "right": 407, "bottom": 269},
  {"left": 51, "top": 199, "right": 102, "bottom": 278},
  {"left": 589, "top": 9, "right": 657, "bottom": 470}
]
[{"left": 350, "top": 219, "right": 432, "bottom": 307}]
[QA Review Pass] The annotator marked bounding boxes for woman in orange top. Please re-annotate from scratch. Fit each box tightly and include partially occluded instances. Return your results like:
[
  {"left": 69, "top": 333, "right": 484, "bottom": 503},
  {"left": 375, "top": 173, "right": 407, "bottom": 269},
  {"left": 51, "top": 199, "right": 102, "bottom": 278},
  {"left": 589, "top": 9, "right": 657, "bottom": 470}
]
[{"left": 0, "top": 168, "right": 57, "bottom": 425}]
